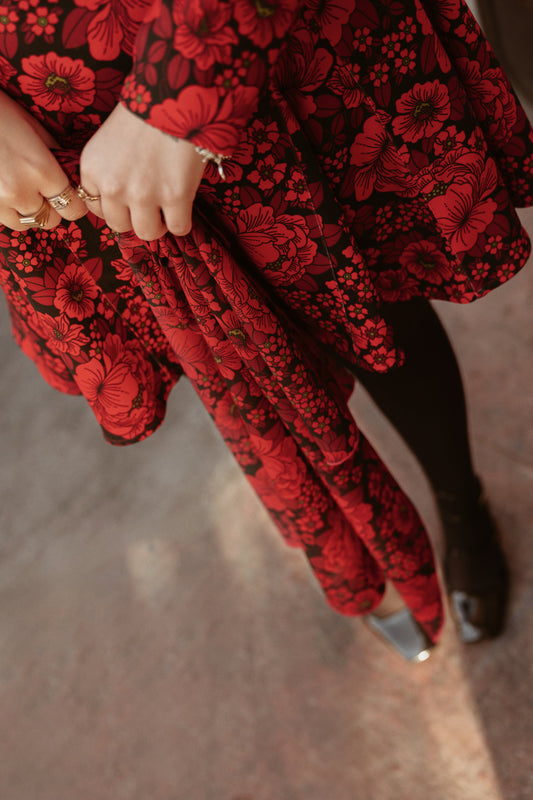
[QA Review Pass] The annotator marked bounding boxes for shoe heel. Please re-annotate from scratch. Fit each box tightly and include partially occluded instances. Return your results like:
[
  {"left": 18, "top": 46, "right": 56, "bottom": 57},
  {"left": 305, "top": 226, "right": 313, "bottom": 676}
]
[{"left": 366, "top": 608, "right": 434, "bottom": 662}]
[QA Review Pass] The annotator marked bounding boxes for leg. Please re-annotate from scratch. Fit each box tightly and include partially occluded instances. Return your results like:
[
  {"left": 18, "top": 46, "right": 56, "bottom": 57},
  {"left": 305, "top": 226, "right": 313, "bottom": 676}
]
[
  {"left": 352, "top": 298, "right": 478, "bottom": 511},
  {"left": 353, "top": 299, "right": 508, "bottom": 640}
]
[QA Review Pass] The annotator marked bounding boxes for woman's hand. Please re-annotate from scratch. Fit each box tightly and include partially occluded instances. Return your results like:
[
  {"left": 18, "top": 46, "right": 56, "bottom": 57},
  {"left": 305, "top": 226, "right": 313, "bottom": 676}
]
[
  {"left": 0, "top": 91, "right": 87, "bottom": 231},
  {"left": 79, "top": 103, "right": 207, "bottom": 241}
]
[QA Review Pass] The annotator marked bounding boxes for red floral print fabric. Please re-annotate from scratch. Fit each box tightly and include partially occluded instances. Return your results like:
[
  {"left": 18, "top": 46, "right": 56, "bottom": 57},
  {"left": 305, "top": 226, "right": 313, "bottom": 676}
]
[{"left": 1, "top": 0, "right": 533, "bottom": 642}]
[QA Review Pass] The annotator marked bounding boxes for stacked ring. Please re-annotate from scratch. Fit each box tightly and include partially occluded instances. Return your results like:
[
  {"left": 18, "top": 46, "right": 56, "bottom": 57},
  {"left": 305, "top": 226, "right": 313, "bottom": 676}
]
[
  {"left": 47, "top": 185, "right": 76, "bottom": 210},
  {"left": 17, "top": 198, "right": 51, "bottom": 229}
]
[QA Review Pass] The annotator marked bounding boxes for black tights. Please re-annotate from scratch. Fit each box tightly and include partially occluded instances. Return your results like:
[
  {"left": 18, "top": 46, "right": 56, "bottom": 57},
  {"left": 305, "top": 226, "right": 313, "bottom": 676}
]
[{"left": 352, "top": 300, "right": 479, "bottom": 513}]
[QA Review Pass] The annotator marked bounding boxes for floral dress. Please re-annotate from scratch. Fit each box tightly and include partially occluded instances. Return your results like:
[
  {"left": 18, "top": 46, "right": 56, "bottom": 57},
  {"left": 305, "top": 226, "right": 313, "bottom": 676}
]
[{"left": 1, "top": 0, "right": 533, "bottom": 642}]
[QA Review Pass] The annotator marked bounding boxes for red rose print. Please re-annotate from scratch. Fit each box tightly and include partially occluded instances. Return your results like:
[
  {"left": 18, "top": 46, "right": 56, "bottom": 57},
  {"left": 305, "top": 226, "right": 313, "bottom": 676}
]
[
  {"left": 54, "top": 263, "right": 99, "bottom": 319},
  {"left": 234, "top": 203, "right": 317, "bottom": 284},
  {"left": 18, "top": 53, "right": 95, "bottom": 112},
  {"left": 172, "top": 0, "right": 238, "bottom": 70},
  {"left": 392, "top": 80, "right": 450, "bottom": 142}
]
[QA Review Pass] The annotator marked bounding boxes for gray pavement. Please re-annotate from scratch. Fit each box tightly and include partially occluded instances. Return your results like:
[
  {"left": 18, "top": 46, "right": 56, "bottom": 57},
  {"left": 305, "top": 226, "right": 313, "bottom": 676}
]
[{"left": 1, "top": 206, "right": 533, "bottom": 799}]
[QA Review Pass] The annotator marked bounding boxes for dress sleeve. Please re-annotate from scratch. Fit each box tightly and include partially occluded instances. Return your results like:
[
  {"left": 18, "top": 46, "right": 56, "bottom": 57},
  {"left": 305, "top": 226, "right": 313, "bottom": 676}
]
[{"left": 119, "top": 0, "right": 303, "bottom": 156}]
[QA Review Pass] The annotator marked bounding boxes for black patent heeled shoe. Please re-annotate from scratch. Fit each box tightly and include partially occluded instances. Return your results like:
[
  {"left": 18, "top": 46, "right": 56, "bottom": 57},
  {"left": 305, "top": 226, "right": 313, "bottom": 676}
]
[{"left": 438, "top": 479, "right": 509, "bottom": 643}]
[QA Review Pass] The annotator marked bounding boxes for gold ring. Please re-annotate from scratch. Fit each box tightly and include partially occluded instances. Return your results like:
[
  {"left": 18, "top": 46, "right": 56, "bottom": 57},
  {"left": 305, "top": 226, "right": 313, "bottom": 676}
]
[
  {"left": 47, "top": 185, "right": 76, "bottom": 210},
  {"left": 18, "top": 198, "right": 51, "bottom": 229},
  {"left": 77, "top": 185, "right": 101, "bottom": 202}
]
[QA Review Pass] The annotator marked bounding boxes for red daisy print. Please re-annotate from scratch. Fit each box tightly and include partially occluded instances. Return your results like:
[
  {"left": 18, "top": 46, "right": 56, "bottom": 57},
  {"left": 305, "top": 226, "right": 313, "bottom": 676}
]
[
  {"left": 24, "top": 5, "right": 60, "bottom": 39},
  {"left": 0, "top": 5, "right": 18, "bottom": 33},
  {"left": 392, "top": 80, "right": 450, "bottom": 142},
  {"left": 234, "top": 0, "right": 297, "bottom": 49},
  {"left": 18, "top": 53, "right": 95, "bottom": 112},
  {"left": 172, "top": 0, "right": 238, "bottom": 70},
  {"left": 53, "top": 263, "right": 99, "bottom": 319},
  {"left": 122, "top": 78, "right": 152, "bottom": 113}
]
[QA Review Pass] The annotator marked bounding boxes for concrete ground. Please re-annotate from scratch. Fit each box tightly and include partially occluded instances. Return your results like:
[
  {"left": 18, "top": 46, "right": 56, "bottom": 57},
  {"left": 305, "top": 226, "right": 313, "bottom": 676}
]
[{"left": 2, "top": 20, "right": 533, "bottom": 800}]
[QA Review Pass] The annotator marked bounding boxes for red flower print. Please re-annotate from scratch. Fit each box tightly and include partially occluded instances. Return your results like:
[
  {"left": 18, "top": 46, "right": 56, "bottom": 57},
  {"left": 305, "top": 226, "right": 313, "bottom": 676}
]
[
  {"left": 249, "top": 432, "right": 307, "bottom": 510},
  {"left": 392, "top": 81, "right": 450, "bottom": 143},
  {"left": 18, "top": 54, "right": 95, "bottom": 112},
  {"left": 74, "top": 335, "right": 159, "bottom": 438},
  {"left": 353, "top": 26, "right": 372, "bottom": 53},
  {"left": 248, "top": 153, "right": 286, "bottom": 191},
  {"left": 73, "top": 0, "right": 155, "bottom": 59},
  {"left": 275, "top": 29, "right": 334, "bottom": 120},
  {"left": 44, "top": 314, "right": 90, "bottom": 356},
  {"left": 375, "top": 269, "right": 419, "bottom": 302},
  {"left": 399, "top": 240, "right": 453, "bottom": 285},
  {"left": 369, "top": 61, "right": 389, "bottom": 88},
  {"left": 329, "top": 64, "right": 362, "bottom": 108},
  {"left": 0, "top": 5, "right": 18, "bottom": 32},
  {"left": 0, "top": 54, "right": 16, "bottom": 87},
  {"left": 24, "top": 5, "right": 60, "bottom": 39},
  {"left": 304, "top": 0, "right": 354, "bottom": 46},
  {"left": 394, "top": 47, "right": 416, "bottom": 76},
  {"left": 429, "top": 161, "right": 498, "bottom": 252},
  {"left": 54, "top": 263, "right": 98, "bottom": 319},
  {"left": 147, "top": 85, "right": 259, "bottom": 154},
  {"left": 350, "top": 114, "right": 413, "bottom": 201},
  {"left": 456, "top": 58, "right": 499, "bottom": 112},
  {"left": 172, "top": 0, "right": 238, "bottom": 70},
  {"left": 246, "top": 119, "right": 280, "bottom": 153},
  {"left": 234, "top": 0, "right": 297, "bottom": 48},
  {"left": 456, "top": 9, "right": 479, "bottom": 44},
  {"left": 433, "top": 125, "right": 465, "bottom": 156},
  {"left": 122, "top": 78, "right": 152, "bottom": 113},
  {"left": 235, "top": 203, "right": 318, "bottom": 285}
]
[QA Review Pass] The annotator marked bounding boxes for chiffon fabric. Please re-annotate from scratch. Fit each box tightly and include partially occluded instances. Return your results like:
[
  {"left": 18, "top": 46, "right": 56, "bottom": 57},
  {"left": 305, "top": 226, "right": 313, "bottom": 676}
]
[{"left": 1, "top": 0, "right": 533, "bottom": 642}]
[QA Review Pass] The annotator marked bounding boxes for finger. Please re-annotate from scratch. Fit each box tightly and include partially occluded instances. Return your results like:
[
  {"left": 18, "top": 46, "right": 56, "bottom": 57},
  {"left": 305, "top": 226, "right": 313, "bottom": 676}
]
[
  {"left": 6, "top": 197, "right": 61, "bottom": 231},
  {"left": 162, "top": 203, "right": 193, "bottom": 237},
  {"left": 130, "top": 206, "right": 167, "bottom": 241},
  {"left": 44, "top": 183, "right": 88, "bottom": 222},
  {"left": 76, "top": 178, "right": 104, "bottom": 219},
  {"left": 37, "top": 154, "right": 87, "bottom": 222},
  {"left": 100, "top": 198, "right": 133, "bottom": 234}
]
